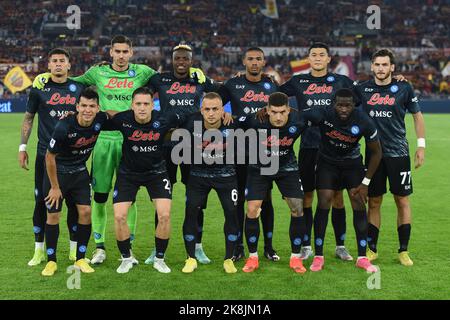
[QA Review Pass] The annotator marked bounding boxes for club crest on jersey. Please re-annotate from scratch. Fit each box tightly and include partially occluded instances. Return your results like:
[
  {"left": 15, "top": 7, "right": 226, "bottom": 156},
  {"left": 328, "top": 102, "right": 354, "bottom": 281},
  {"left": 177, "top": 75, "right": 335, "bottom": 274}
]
[
  {"left": 289, "top": 126, "right": 297, "bottom": 134},
  {"left": 69, "top": 84, "right": 77, "bottom": 92},
  {"left": 327, "top": 76, "right": 335, "bottom": 82},
  {"left": 390, "top": 85, "right": 399, "bottom": 93},
  {"left": 94, "top": 123, "right": 101, "bottom": 131},
  {"left": 153, "top": 121, "right": 160, "bottom": 129},
  {"left": 128, "top": 70, "right": 136, "bottom": 77},
  {"left": 263, "top": 82, "right": 271, "bottom": 90},
  {"left": 351, "top": 125, "right": 360, "bottom": 135}
]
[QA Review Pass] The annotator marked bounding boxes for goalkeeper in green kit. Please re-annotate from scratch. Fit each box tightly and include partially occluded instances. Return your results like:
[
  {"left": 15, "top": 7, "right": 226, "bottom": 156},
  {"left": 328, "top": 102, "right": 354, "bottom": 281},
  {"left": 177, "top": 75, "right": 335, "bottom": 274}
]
[{"left": 33, "top": 35, "right": 206, "bottom": 264}]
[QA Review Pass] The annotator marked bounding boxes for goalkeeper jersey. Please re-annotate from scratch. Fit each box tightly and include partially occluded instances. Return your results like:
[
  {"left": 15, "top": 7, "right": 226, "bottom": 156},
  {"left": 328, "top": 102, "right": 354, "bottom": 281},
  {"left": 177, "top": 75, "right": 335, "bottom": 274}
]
[{"left": 71, "top": 63, "right": 157, "bottom": 138}]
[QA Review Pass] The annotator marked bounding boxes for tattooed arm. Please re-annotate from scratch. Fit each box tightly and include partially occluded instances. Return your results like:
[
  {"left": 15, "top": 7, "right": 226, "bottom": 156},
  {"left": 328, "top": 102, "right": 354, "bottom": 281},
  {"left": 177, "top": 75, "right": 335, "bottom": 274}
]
[{"left": 18, "top": 112, "right": 36, "bottom": 170}]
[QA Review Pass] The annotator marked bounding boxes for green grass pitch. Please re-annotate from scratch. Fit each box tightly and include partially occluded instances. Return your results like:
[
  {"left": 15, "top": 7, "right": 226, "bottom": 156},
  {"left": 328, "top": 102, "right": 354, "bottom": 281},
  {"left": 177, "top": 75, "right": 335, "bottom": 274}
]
[{"left": 1, "top": 113, "right": 449, "bottom": 300}]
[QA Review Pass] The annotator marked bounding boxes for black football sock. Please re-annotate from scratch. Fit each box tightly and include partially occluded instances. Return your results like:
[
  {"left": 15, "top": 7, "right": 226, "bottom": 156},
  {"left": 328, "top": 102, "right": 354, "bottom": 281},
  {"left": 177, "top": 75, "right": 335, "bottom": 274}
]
[
  {"left": 398, "top": 224, "right": 411, "bottom": 253},
  {"left": 117, "top": 238, "right": 131, "bottom": 258},
  {"left": 75, "top": 223, "right": 91, "bottom": 260},
  {"left": 261, "top": 200, "right": 275, "bottom": 250},
  {"left": 45, "top": 223, "right": 59, "bottom": 262},
  {"left": 368, "top": 223, "right": 379, "bottom": 253},
  {"left": 353, "top": 210, "right": 368, "bottom": 257},
  {"left": 197, "top": 209, "right": 204, "bottom": 244},
  {"left": 332, "top": 207, "right": 346, "bottom": 246},
  {"left": 313, "top": 208, "right": 329, "bottom": 256},
  {"left": 155, "top": 237, "right": 169, "bottom": 259},
  {"left": 289, "top": 216, "right": 303, "bottom": 254},
  {"left": 245, "top": 216, "right": 260, "bottom": 254},
  {"left": 303, "top": 207, "right": 313, "bottom": 246}
]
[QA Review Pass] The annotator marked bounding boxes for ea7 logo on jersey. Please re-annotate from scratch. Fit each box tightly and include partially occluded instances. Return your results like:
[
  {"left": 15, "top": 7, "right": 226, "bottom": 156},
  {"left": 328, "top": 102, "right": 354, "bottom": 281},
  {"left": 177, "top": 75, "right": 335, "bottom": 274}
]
[
  {"left": 235, "top": 85, "right": 245, "bottom": 89},
  {"left": 365, "top": 88, "right": 374, "bottom": 92},
  {"left": 324, "top": 120, "right": 333, "bottom": 128}
]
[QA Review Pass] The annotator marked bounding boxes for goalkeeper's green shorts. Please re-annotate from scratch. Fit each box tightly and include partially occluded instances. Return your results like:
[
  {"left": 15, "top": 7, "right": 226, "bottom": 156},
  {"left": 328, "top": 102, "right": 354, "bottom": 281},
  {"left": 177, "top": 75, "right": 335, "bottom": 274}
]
[{"left": 91, "top": 134, "right": 123, "bottom": 194}]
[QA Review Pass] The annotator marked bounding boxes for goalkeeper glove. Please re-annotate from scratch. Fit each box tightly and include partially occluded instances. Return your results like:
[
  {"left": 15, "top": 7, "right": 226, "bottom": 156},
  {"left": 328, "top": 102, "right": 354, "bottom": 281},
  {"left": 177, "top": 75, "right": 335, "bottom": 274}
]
[
  {"left": 189, "top": 67, "right": 206, "bottom": 84},
  {"left": 32, "top": 72, "right": 51, "bottom": 90}
]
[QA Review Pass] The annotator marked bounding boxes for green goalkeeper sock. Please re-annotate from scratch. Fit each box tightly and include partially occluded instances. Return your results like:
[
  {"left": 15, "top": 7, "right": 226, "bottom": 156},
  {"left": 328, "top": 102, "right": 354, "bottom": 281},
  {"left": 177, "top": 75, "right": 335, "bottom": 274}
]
[
  {"left": 127, "top": 202, "right": 138, "bottom": 243},
  {"left": 92, "top": 200, "right": 107, "bottom": 247}
]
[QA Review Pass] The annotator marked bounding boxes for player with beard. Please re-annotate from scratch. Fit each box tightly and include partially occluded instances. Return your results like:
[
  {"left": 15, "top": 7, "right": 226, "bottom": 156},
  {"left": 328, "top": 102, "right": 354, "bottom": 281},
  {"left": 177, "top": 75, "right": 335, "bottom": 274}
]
[
  {"left": 302, "top": 89, "right": 382, "bottom": 273},
  {"left": 354, "top": 49, "right": 425, "bottom": 266},
  {"left": 218, "top": 47, "right": 279, "bottom": 262}
]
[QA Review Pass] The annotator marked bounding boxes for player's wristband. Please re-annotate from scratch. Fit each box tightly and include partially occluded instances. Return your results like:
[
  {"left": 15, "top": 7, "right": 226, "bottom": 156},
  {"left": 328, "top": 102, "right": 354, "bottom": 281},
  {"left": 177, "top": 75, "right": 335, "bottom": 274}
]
[
  {"left": 19, "top": 144, "right": 27, "bottom": 152},
  {"left": 362, "top": 177, "right": 371, "bottom": 186},
  {"left": 417, "top": 138, "right": 426, "bottom": 148}
]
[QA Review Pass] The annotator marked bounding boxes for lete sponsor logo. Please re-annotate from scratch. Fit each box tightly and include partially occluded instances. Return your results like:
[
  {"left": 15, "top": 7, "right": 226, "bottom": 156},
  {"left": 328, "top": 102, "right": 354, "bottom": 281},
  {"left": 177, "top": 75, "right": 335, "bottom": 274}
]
[
  {"left": 303, "top": 84, "right": 333, "bottom": 95},
  {"left": 166, "top": 82, "right": 196, "bottom": 94},
  {"left": 367, "top": 94, "right": 396, "bottom": 106},
  {"left": 46, "top": 93, "right": 77, "bottom": 105},
  {"left": 104, "top": 78, "right": 135, "bottom": 89},
  {"left": 239, "top": 90, "right": 269, "bottom": 103},
  {"left": 128, "top": 130, "right": 160, "bottom": 141}
]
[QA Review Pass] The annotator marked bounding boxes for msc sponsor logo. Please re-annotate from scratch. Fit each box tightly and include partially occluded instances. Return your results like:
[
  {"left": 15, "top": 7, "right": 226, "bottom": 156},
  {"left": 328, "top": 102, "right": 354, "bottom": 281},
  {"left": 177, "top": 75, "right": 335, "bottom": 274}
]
[
  {"left": 306, "top": 99, "right": 332, "bottom": 106},
  {"left": 369, "top": 110, "right": 393, "bottom": 118},
  {"left": 106, "top": 94, "right": 131, "bottom": 101},
  {"left": 169, "top": 99, "right": 194, "bottom": 106}
]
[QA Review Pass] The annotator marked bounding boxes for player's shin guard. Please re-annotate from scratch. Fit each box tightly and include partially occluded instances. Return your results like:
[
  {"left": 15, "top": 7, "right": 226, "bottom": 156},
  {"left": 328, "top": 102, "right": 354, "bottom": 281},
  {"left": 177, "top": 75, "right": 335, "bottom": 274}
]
[
  {"left": 92, "top": 200, "right": 107, "bottom": 248},
  {"left": 45, "top": 223, "right": 59, "bottom": 262},
  {"left": 353, "top": 210, "right": 368, "bottom": 257},
  {"left": 398, "top": 224, "right": 411, "bottom": 253},
  {"left": 313, "top": 208, "right": 330, "bottom": 256},
  {"left": 368, "top": 223, "right": 380, "bottom": 253},
  {"left": 76, "top": 224, "right": 91, "bottom": 260},
  {"left": 155, "top": 237, "right": 169, "bottom": 259},
  {"left": 197, "top": 209, "right": 204, "bottom": 244},
  {"left": 183, "top": 206, "right": 198, "bottom": 258},
  {"left": 303, "top": 207, "right": 313, "bottom": 246},
  {"left": 332, "top": 207, "right": 346, "bottom": 246},
  {"left": 127, "top": 202, "right": 138, "bottom": 244},
  {"left": 289, "top": 216, "right": 304, "bottom": 254},
  {"left": 236, "top": 201, "right": 245, "bottom": 247},
  {"left": 261, "top": 200, "right": 275, "bottom": 249},
  {"left": 67, "top": 202, "right": 78, "bottom": 242},
  {"left": 117, "top": 238, "right": 131, "bottom": 258},
  {"left": 33, "top": 201, "right": 47, "bottom": 242},
  {"left": 245, "top": 216, "right": 260, "bottom": 254}
]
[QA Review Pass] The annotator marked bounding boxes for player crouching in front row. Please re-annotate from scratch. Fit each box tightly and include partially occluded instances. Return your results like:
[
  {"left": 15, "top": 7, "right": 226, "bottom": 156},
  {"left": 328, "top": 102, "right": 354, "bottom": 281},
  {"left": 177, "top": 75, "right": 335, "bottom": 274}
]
[{"left": 42, "top": 88, "right": 106, "bottom": 276}]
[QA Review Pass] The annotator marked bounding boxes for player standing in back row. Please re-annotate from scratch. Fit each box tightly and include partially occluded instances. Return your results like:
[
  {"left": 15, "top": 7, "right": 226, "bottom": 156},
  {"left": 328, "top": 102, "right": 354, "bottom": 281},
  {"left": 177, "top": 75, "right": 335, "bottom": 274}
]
[
  {"left": 218, "top": 47, "right": 279, "bottom": 262},
  {"left": 20, "top": 48, "right": 83, "bottom": 266},
  {"left": 354, "top": 49, "right": 426, "bottom": 266},
  {"left": 280, "top": 43, "right": 354, "bottom": 261}
]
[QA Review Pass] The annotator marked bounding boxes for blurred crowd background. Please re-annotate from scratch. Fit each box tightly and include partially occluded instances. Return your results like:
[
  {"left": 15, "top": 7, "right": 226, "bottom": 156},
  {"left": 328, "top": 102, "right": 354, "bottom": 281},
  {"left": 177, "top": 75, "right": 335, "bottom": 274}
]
[{"left": 0, "top": 0, "right": 449, "bottom": 98}]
